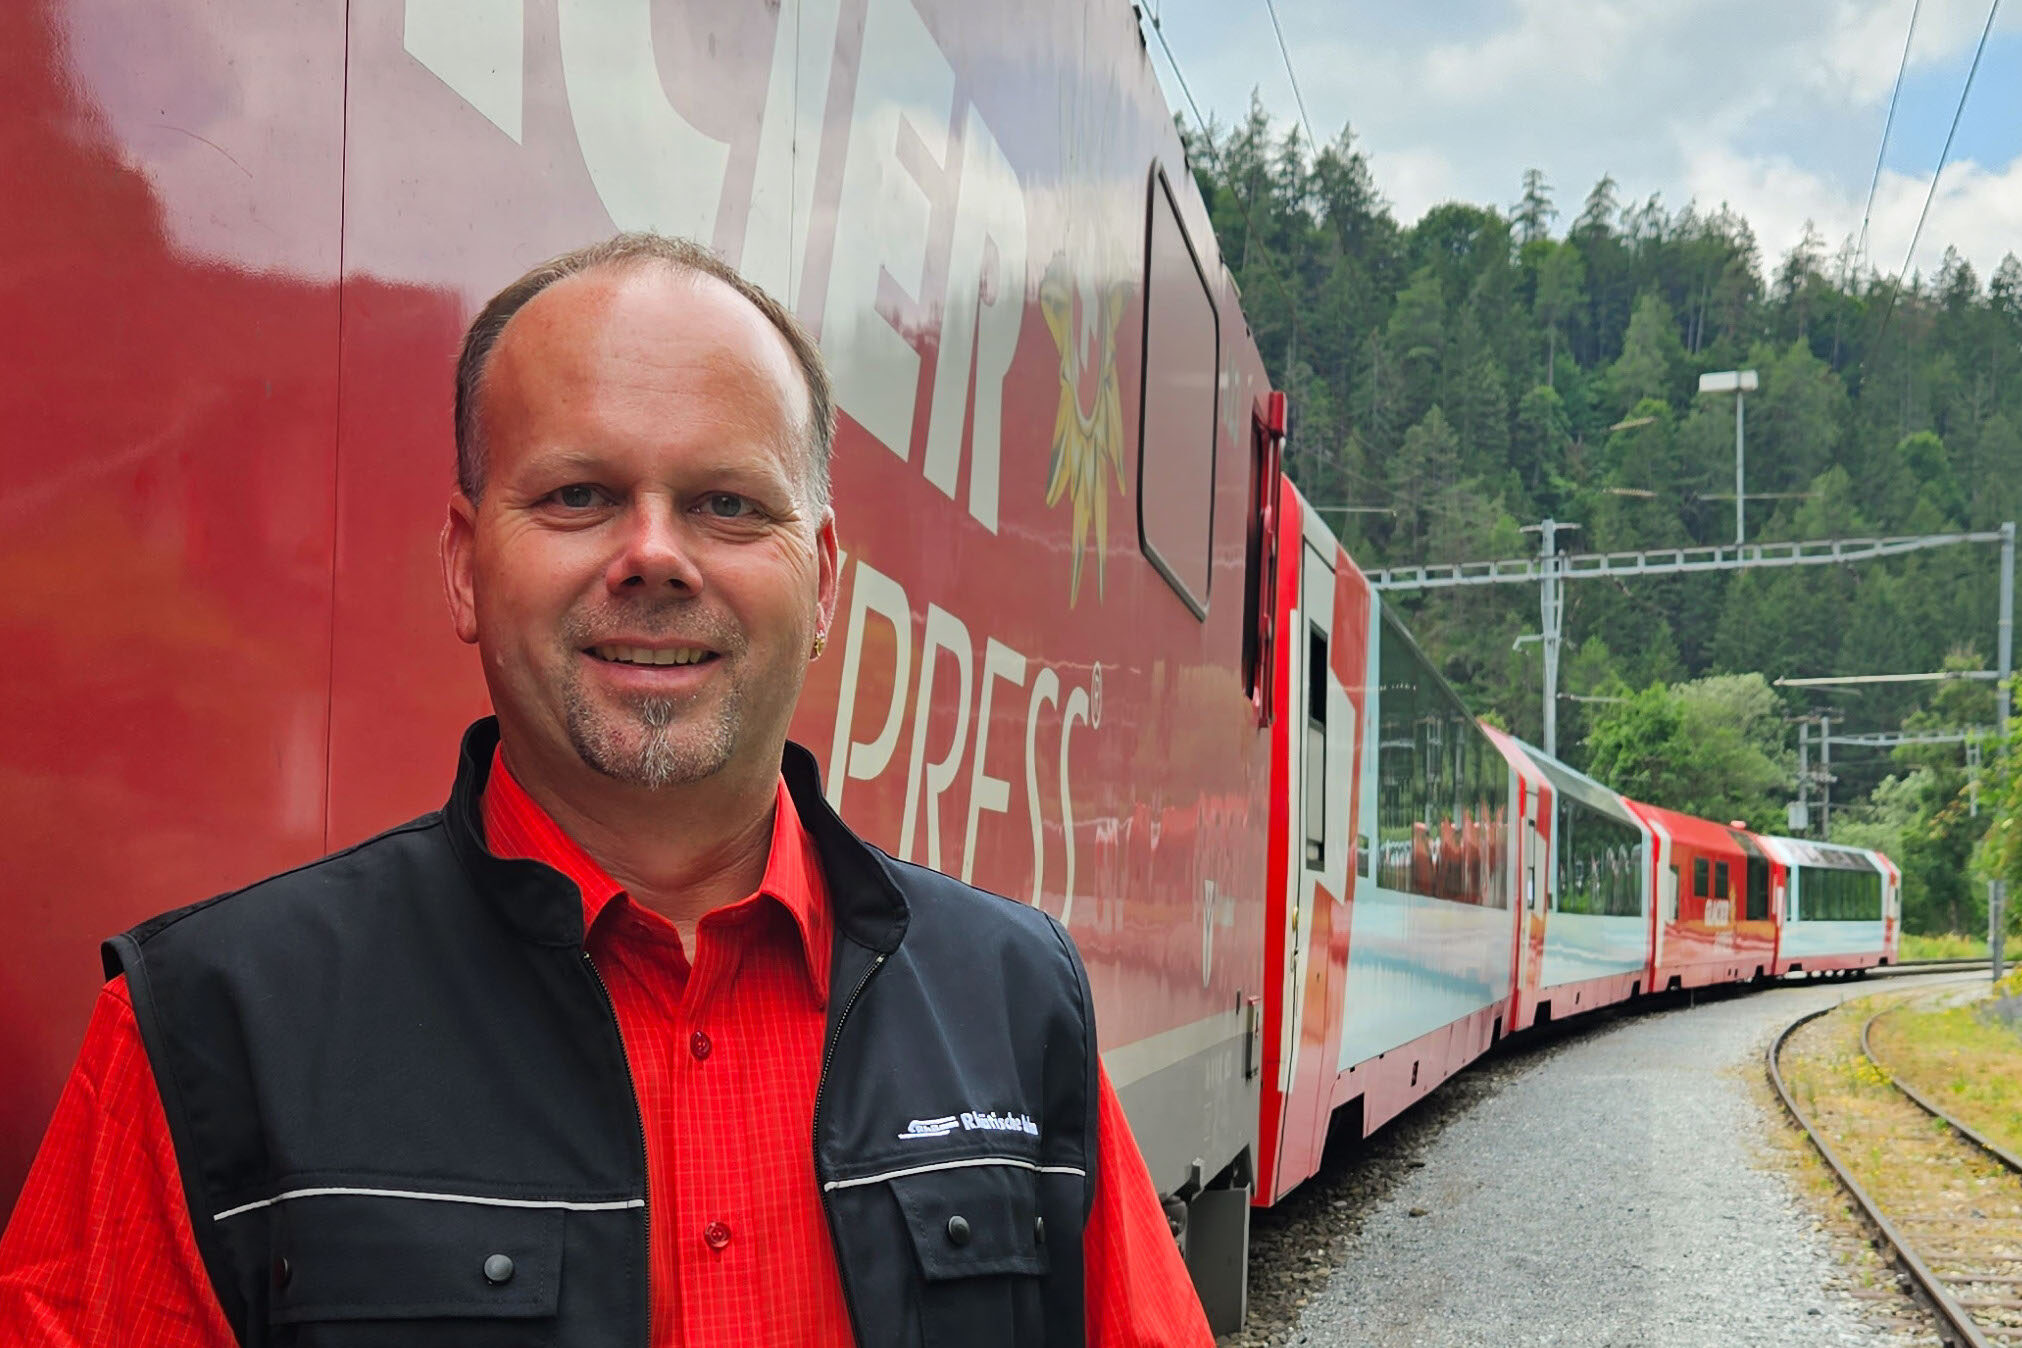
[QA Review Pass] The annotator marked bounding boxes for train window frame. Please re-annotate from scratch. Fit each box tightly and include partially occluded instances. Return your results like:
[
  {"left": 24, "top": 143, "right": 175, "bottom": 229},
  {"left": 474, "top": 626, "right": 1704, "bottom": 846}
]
[
  {"left": 1693, "top": 856, "right": 1709, "bottom": 898},
  {"left": 1134, "top": 165, "right": 1221, "bottom": 621},
  {"left": 1242, "top": 397, "right": 1284, "bottom": 721},
  {"left": 1304, "top": 620, "right": 1327, "bottom": 870},
  {"left": 1713, "top": 861, "right": 1730, "bottom": 900}
]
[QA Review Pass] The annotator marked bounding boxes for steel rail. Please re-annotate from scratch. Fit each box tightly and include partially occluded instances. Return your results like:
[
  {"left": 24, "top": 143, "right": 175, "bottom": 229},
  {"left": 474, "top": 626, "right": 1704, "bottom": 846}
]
[
  {"left": 1863, "top": 997, "right": 2022, "bottom": 1175},
  {"left": 1768, "top": 996, "right": 1998, "bottom": 1348},
  {"left": 1870, "top": 959, "right": 1990, "bottom": 979}
]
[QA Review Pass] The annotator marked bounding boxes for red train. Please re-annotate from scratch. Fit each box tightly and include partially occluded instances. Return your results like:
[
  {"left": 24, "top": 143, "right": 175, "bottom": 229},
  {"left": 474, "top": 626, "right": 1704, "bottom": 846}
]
[{"left": 0, "top": 0, "right": 1896, "bottom": 1331}]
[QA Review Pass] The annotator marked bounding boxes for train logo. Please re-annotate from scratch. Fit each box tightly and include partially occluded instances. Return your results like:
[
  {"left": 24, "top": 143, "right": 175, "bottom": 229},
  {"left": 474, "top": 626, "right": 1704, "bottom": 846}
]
[{"left": 1039, "top": 256, "right": 1128, "bottom": 605}]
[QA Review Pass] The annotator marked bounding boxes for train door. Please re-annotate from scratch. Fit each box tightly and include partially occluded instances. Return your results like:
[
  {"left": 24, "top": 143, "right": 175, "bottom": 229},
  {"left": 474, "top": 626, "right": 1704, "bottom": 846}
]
[{"left": 1517, "top": 808, "right": 1548, "bottom": 1024}]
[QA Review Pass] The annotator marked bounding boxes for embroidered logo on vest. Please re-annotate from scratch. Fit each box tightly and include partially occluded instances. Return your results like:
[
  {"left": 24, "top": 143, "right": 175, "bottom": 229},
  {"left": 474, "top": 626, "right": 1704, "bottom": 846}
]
[{"left": 898, "top": 1110, "right": 1040, "bottom": 1140}]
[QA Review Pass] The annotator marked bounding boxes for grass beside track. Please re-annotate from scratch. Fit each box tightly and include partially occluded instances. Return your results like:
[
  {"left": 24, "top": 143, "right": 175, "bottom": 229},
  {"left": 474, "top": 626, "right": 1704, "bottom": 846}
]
[
  {"left": 1898, "top": 932, "right": 1992, "bottom": 961},
  {"left": 1868, "top": 975, "right": 2022, "bottom": 1159},
  {"left": 1774, "top": 984, "right": 2022, "bottom": 1343}
]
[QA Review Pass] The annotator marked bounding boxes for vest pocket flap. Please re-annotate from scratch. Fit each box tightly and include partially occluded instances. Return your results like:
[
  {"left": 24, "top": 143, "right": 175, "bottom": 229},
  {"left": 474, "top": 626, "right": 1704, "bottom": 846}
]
[
  {"left": 269, "top": 1194, "right": 564, "bottom": 1323},
  {"left": 889, "top": 1164, "right": 1049, "bottom": 1281}
]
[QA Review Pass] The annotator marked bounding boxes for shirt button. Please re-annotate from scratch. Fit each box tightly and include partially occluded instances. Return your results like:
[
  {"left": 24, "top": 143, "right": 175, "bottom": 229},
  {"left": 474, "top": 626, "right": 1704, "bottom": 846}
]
[
  {"left": 689, "top": 1030, "right": 712, "bottom": 1061},
  {"left": 703, "top": 1221, "right": 732, "bottom": 1251},
  {"left": 483, "top": 1253, "right": 515, "bottom": 1284},
  {"left": 946, "top": 1214, "right": 971, "bottom": 1246}
]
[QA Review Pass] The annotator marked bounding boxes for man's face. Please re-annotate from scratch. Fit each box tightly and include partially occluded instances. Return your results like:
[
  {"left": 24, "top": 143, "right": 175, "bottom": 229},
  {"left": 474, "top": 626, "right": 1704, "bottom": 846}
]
[{"left": 443, "top": 264, "right": 837, "bottom": 794}]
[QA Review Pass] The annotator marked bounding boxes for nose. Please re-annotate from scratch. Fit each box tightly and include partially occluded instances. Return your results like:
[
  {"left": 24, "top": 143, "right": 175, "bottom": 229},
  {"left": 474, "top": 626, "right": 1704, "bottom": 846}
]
[{"left": 607, "top": 496, "right": 703, "bottom": 596}]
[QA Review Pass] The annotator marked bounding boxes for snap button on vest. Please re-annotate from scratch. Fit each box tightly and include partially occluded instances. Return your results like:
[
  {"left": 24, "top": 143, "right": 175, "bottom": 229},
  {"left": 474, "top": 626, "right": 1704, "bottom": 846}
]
[
  {"left": 484, "top": 1254, "right": 515, "bottom": 1284},
  {"left": 272, "top": 1255, "right": 291, "bottom": 1288},
  {"left": 1034, "top": 1216, "right": 1046, "bottom": 1245},
  {"left": 946, "top": 1214, "right": 971, "bottom": 1246}
]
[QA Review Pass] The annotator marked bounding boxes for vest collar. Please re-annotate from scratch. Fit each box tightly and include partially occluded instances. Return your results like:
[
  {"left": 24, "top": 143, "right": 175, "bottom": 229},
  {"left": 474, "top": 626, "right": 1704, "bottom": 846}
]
[{"left": 443, "top": 718, "right": 908, "bottom": 954}]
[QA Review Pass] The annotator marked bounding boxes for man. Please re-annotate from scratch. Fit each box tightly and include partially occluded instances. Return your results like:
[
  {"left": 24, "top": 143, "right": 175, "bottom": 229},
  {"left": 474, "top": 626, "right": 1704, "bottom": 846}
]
[{"left": 0, "top": 234, "right": 1214, "bottom": 1346}]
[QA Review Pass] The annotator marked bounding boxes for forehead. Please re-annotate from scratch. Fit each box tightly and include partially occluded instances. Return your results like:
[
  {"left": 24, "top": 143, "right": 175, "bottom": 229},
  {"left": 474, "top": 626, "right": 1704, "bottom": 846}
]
[{"left": 482, "top": 262, "right": 810, "bottom": 459}]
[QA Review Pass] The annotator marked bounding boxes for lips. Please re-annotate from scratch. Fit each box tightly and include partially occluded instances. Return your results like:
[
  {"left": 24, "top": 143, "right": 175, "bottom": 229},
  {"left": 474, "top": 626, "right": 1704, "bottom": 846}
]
[{"left": 586, "top": 645, "right": 716, "bottom": 667}]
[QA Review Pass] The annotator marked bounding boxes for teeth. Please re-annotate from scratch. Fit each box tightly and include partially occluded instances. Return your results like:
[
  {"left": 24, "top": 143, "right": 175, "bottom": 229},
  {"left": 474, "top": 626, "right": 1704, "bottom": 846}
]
[{"left": 593, "top": 646, "right": 708, "bottom": 666}]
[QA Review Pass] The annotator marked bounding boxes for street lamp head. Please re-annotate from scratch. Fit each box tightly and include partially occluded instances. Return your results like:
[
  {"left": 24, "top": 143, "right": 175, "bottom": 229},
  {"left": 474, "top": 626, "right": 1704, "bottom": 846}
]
[{"left": 1698, "top": 369, "right": 1759, "bottom": 394}]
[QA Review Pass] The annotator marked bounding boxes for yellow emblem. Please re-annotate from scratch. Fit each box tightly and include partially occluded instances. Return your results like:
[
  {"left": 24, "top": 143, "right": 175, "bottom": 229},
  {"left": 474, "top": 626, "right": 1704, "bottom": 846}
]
[{"left": 1039, "top": 256, "right": 1127, "bottom": 604}]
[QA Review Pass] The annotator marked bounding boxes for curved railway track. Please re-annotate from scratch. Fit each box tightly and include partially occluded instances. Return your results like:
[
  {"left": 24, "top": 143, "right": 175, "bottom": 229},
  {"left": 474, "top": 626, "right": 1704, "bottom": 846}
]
[{"left": 1769, "top": 983, "right": 2022, "bottom": 1348}]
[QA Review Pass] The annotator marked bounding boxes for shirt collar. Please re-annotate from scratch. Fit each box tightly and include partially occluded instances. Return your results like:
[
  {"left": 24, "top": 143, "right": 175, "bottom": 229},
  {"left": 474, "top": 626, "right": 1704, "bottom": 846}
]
[{"left": 479, "top": 746, "right": 832, "bottom": 1003}]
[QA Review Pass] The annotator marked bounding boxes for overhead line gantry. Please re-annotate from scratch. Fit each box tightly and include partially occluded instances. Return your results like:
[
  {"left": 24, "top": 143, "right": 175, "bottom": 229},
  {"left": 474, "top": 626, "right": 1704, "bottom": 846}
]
[{"left": 1366, "top": 522, "right": 2016, "bottom": 760}]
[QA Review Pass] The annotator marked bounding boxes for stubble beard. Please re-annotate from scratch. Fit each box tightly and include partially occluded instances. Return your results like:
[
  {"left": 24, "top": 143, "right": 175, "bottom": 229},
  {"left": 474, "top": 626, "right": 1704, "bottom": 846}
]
[
  {"left": 563, "top": 680, "right": 744, "bottom": 789},
  {"left": 556, "top": 610, "right": 747, "bottom": 789}
]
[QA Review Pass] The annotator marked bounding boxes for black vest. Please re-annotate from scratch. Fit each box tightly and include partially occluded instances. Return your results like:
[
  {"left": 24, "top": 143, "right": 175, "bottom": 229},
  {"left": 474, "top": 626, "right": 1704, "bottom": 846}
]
[{"left": 105, "top": 720, "right": 1097, "bottom": 1346}]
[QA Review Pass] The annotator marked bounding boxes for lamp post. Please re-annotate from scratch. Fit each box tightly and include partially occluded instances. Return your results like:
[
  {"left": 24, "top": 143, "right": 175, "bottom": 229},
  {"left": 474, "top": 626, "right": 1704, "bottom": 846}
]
[{"left": 1699, "top": 369, "right": 1759, "bottom": 544}]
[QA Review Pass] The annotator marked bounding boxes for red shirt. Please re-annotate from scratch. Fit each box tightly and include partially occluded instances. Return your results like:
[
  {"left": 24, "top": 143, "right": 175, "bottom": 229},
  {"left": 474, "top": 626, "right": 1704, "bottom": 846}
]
[{"left": 0, "top": 754, "right": 1212, "bottom": 1346}]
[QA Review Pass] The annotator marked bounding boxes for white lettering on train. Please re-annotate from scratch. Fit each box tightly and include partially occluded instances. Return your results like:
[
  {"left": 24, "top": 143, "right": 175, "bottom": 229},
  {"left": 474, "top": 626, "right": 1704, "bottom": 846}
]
[
  {"left": 827, "top": 559, "right": 1093, "bottom": 918},
  {"left": 404, "top": 0, "right": 1025, "bottom": 533},
  {"left": 921, "top": 104, "right": 1026, "bottom": 532},
  {"left": 742, "top": 0, "right": 842, "bottom": 309},
  {"left": 963, "top": 640, "right": 1027, "bottom": 885},
  {"left": 821, "top": 0, "right": 952, "bottom": 462},
  {"left": 898, "top": 604, "right": 973, "bottom": 870},
  {"left": 555, "top": 0, "right": 729, "bottom": 242}
]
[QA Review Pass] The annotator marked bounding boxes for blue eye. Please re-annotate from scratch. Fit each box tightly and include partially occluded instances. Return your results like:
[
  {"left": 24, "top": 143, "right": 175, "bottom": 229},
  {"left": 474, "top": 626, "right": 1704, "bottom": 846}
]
[{"left": 705, "top": 493, "right": 752, "bottom": 518}]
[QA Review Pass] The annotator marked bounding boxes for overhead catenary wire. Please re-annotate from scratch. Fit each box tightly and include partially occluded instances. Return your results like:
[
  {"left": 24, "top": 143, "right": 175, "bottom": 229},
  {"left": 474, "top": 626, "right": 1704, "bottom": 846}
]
[
  {"left": 1857, "top": 0, "right": 1924, "bottom": 270},
  {"left": 1869, "top": 0, "right": 2001, "bottom": 356},
  {"left": 1259, "top": 0, "right": 1321, "bottom": 162},
  {"left": 1141, "top": 9, "right": 1303, "bottom": 318}
]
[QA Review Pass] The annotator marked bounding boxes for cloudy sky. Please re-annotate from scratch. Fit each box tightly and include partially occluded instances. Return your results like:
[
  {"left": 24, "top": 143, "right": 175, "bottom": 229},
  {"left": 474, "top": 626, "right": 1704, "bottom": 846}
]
[{"left": 1140, "top": 0, "right": 2022, "bottom": 282}]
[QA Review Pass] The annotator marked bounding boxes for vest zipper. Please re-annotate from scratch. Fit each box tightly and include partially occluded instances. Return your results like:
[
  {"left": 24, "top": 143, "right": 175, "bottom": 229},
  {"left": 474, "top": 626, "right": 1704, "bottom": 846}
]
[
  {"left": 813, "top": 949, "right": 887, "bottom": 1341},
  {"left": 582, "top": 950, "right": 652, "bottom": 1348}
]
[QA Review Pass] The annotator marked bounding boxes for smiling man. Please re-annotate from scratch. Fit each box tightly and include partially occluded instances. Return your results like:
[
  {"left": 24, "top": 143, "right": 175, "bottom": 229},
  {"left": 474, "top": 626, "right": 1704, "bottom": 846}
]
[{"left": 0, "top": 234, "right": 1212, "bottom": 1347}]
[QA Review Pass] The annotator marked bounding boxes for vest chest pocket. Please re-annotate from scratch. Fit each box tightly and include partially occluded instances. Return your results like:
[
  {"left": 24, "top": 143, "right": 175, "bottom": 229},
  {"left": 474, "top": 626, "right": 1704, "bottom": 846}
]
[
  {"left": 262, "top": 1194, "right": 562, "bottom": 1347},
  {"left": 889, "top": 1164, "right": 1049, "bottom": 1348}
]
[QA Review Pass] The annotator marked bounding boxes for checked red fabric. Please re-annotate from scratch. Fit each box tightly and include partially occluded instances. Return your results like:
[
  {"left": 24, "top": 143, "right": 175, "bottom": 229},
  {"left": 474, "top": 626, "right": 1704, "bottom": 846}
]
[{"left": 0, "top": 751, "right": 1212, "bottom": 1346}]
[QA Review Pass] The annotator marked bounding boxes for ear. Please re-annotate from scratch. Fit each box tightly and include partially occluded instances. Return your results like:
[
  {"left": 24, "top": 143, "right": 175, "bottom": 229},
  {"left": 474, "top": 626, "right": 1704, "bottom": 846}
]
[
  {"left": 441, "top": 493, "right": 481, "bottom": 645},
  {"left": 814, "top": 509, "right": 840, "bottom": 642}
]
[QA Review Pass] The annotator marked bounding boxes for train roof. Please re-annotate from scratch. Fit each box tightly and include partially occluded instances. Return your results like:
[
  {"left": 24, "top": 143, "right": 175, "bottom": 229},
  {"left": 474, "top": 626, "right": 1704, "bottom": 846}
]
[
  {"left": 1498, "top": 736, "right": 1644, "bottom": 831},
  {"left": 1751, "top": 835, "right": 1883, "bottom": 872}
]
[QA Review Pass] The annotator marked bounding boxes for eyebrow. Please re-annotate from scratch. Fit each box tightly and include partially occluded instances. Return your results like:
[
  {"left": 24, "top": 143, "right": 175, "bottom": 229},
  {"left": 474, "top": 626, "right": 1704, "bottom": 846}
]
[{"left": 516, "top": 448, "right": 795, "bottom": 494}]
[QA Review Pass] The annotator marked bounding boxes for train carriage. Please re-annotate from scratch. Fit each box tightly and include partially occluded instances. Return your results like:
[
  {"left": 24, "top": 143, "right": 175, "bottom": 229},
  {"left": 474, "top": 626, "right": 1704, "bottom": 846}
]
[
  {"left": 1495, "top": 740, "right": 1653, "bottom": 1020},
  {"left": 1256, "top": 500, "right": 1518, "bottom": 1204},
  {"left": 1753, "top": 836, "right": 1900, "bottom": 975},
  {"left": 1630, "top": 802, "right": 1779, "bottom": 990}
]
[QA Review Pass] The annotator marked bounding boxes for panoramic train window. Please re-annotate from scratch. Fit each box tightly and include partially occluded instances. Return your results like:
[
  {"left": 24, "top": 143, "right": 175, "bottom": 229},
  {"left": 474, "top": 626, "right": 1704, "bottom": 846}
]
[
  {"left": 1555, "top": 795, "right": 1643, "bottom": 916},
  {"left": 1305, "top": 623, "right": 1327, "bottom": 869},
  {"left": 1374, "top": 610, "right": 1508, "bottom": 907},
  {"left": 1136, "top": 167, "right": 1220, "bottom": 618},
  {"left": 1796, "top": 863, "right": 1882, "bottom": 921}
]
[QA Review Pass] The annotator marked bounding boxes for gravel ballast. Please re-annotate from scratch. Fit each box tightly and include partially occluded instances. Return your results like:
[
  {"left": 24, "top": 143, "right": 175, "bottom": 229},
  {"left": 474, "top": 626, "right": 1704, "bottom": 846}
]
[{"left": 1266, "top": 977, "right": 1956, "bottom": 1348}]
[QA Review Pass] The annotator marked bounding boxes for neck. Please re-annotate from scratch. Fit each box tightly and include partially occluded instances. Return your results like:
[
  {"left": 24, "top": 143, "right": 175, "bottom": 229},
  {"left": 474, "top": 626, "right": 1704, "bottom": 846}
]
[{"left": 499, "top": 734, "right": 782, "bottom": 938}]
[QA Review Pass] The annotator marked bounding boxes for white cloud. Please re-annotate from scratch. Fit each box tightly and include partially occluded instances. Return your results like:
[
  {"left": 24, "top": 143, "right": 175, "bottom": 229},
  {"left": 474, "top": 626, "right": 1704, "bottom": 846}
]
[
  {"left": 1369, "top": 147, "right": 1464, "bottom": 224},
  {"left": 1152, "top": 0, "right": 2022, "bottom": 278},
  {"left": 1687, "top": 141, "right": 2022, "bottom": 280}
]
